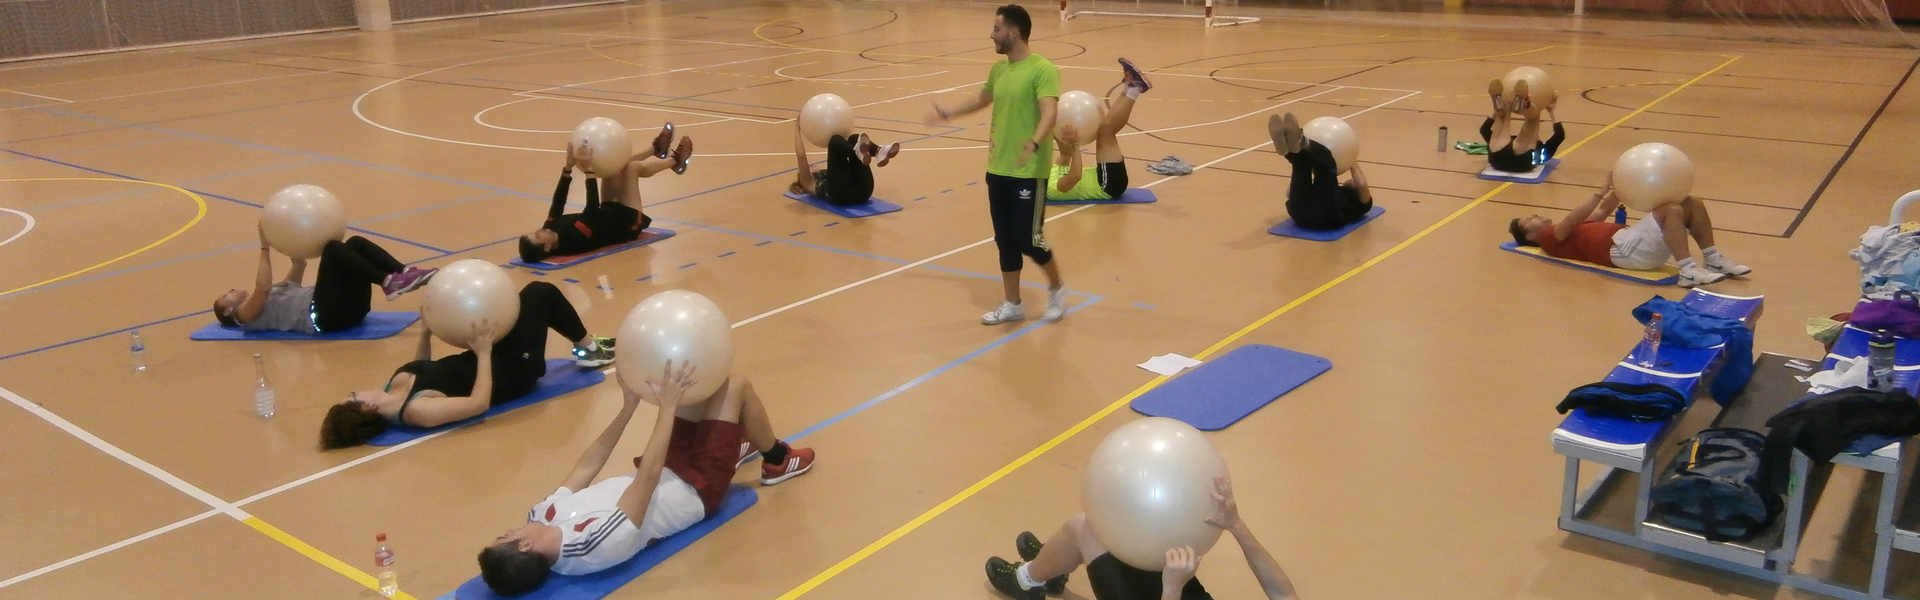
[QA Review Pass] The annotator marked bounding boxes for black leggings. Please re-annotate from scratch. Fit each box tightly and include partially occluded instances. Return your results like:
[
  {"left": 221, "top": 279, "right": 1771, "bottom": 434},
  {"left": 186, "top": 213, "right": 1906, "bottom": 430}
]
[
  {"left": 312, "top": 236, "right": 405, "bottom": 332},
  {"left": 1086, "top": 554, "right": 1213, "bottom": 600},
  {"left": 1284, "top": 140, "right": 1372, "bottom": 231},
  {"left": 1481, "top": 118, "right": 1566, "bottom": 173},
  {"left": 488, "top": 281, "right": 590, "bottom": 400},
  {"left": 817, "top": 134, "right": 875, "bottom": 206},
  {"left": 986, "top": 173, "right": 1053, "bottom": 272}
]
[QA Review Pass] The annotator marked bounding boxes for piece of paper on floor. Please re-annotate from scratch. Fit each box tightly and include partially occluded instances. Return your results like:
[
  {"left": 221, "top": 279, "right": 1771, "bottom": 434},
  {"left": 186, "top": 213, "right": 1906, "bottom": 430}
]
[{"left": 1137, "top": 353, "right": 1202, "bottom": 376}]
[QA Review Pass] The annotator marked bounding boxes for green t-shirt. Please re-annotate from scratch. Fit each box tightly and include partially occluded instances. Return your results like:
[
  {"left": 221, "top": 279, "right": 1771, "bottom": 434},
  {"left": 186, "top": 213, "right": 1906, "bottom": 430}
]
[
  {"left": 983, "top": 54, "right": 1061, "bottom": 179},
  {"left": 1048, "top": 164, "right": 1111, "bottom": 200}
]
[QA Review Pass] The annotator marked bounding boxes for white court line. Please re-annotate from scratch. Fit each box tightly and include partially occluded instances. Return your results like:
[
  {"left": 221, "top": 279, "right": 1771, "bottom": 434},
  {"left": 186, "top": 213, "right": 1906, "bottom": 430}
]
[
  {"left": 0, "top": 509, "right": 220, "bottom": 589},
  {"left": 774, "top": 61, "right": 948, "bottom": 82},
  {"left": 0, "top": 89, "right": 73, "bottom": 103},
  {"left": 518, "top": 93, "right": 786, "bottom": 125},
  {"left": 475, "top": 97, "right": 738, "bottom": 133},
  {"left": 0, "top": 208, "right": 36, "bottom": 248}
]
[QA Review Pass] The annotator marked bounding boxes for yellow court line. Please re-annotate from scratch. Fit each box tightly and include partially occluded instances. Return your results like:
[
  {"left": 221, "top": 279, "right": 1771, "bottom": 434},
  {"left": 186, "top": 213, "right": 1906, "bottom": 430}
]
[
  {"left": 0, "top": 177, "right": 207, "bottom": 297},
  {"left": 773, "top": 52, "right": 1743, "bottom": 600},
  {"left": 243, "top": 517, "right": 422, "bottom": 600}
]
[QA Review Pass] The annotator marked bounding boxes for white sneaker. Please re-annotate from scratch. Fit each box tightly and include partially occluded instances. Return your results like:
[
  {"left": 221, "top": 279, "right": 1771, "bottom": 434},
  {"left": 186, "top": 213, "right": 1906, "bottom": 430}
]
[
  {"left": 982, "top": 301, "right": 1026, "bottom": 325},
  {"left": 1042, "top": 287, "right": 1067, "bottom": 322},
  {"left": 1678, "top": 264, "right": 1728, "bottom": 288},
  {"left": 1704, "top": 256, "right": 1751, "bottom": 277}
]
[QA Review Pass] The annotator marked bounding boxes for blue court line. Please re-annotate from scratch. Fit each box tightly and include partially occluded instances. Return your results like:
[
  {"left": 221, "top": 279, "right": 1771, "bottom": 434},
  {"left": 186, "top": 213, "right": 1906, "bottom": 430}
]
[
  {"left": 717, "top": 251, "right": 735, "bottom": 258},
  {"left": 2, "top": 243, "right": 255, "bottom": 299},
  {"left": 787, "top": 295, "right": 1102, "bottom": 442},
  {"left": 0, "top": 310, "right": 210, "bottom": 363},
  {"left": 350, "top": 191, "right": 504, "bottom": 226},
  {"left": 22, "top": 158, "right": 323, "bottom": 213}
]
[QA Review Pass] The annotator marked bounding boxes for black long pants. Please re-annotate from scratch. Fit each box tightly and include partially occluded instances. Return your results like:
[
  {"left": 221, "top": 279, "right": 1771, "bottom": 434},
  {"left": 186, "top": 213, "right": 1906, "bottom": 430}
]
[
  {"left": 1480, "top": 118, "right": 1566, "bottom": 173},
  {"left": 312, "top": 236, "right": 404, "bottom": 332},
  {"left": 486, "top": 281, "right": 589, "bottom": 401},
  {"left": 1284, "top": 140, "right": 1371, "bottom": 231},
  {"left": 819, "top": 134, "right": 875, "bottom": 206},
  {"left": 985, "top": 173, "right": 1053, "bottom": 272}
]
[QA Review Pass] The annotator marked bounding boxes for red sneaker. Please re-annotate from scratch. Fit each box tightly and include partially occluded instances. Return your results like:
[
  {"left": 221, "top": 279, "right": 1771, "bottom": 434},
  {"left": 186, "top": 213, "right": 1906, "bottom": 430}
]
[{"left": 760, "top": 447, "right": 815, "bottom": 485}]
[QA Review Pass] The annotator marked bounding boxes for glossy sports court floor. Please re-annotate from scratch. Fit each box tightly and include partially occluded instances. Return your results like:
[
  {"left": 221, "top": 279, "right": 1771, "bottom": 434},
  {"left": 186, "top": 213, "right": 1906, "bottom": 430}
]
[{"left": 2, "top": 1, "right": 1918, "bottom": 598}]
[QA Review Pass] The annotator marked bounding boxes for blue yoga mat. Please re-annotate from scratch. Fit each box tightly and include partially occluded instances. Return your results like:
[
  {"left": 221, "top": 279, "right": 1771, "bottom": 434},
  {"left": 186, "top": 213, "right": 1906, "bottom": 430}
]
[
  {"left": 1477, "top": 159, "right": 1559, "bottom": 183},
  {"left": 189, "top": 311, "right": 420, "bottom": 341},
  {"left": 1045, "top": 188, "right": 1156, "bottom": 206},
  {"left": 450, "top": 485, "right": 758, "bottom": 600},
  {"left": 509, "top": 229, "right": 676, "bottom": 270},
  {"left": 1267, "top": 205, "right": 1385, "bottom": 241},
  {"left": 783, "top": 191, "right": 902, "bottom": 218},
  {"left": 1131, "top": 344, "right": 1331, "bottom": 431},
  {"left": 1499, "top": 241, "right": 1679, "bottom": 285},
  {"left": 367, "top": 359, "right": 606, "bottom": 447}
]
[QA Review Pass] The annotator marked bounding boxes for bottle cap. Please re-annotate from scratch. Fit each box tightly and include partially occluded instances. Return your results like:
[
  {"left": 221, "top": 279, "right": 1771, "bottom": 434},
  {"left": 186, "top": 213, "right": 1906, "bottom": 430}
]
[{"left": 377, "top": 533, "right": 388, "bottom": 542}]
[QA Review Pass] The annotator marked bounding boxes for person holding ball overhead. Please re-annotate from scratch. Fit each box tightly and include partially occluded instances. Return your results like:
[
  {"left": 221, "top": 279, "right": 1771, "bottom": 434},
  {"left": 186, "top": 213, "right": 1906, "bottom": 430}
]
[
  {"left": 213, "top": 224, "right": 436, "bottom": 333},
  {"left": 929, "top": 3, "right": 1069, "bottom": 326},
  {"left": 518, "top": 123, "right": 692, "bottom": 265},
  {"left": 790, "top": 122, "right": 902, "bottom": 207}
]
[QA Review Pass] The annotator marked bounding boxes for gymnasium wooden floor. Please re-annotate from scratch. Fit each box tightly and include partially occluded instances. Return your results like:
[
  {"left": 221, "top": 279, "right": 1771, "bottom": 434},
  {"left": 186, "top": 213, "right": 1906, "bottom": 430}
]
[{"left": 3, "top": 1, "right": 1919, "bottom": 598}]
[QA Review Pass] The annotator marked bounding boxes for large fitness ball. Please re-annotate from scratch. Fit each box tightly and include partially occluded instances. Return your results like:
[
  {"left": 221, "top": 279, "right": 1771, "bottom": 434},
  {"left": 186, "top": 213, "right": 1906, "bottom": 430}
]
[
  {"left": 1502, "top": 66, "right": 1557, "bottom": 107},
  {"left": 420, "top": 259, "right": 520, "bottom": 349},
  {"left": 1613, "top": 142, "right": 1695, "bottom": 212},
  {"left": 572, "top": 117, "right": 633, "bottom": 177},
  {"left": 799, "top": 93, "right": 855, "bottom": 148},
  {"left": 1302, "top": 116, "right": 1361, "bottom": 175},
  {"left": 260, "top": 184, "right": 346, "bottom": 260},
  {"left": 1083, "top": 417, "right": 1231, "bottom": 571},
  {"left": 1053, "top": 90, "right": 1103, "bottom": 147},
  {"left": 615, "top": 289, "right": 734, "bottom": 405}
]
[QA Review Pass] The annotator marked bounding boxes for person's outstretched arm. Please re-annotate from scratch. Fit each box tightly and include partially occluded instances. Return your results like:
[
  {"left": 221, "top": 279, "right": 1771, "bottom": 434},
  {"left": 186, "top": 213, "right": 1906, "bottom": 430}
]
[
  {"left": 235, "top": 225, "right": 276, "bottom": 323},
  {"left": 1205, "top": 477, "right": 1300, "bottom": 600},
  {"left": 1555, "top": 173, "right": 1614, "bottom": 241},
  {"left": 616, "top": 361, "right": 700, "bottom": 521},
  {"left": 929, "top": 88, "right": 994, "bottom": 124},
  {"left": 550, "top": 144, "right": 576, "bottom": 220},
  {"left": 793, "top": 124, "right": 817, "bottom": 195}
]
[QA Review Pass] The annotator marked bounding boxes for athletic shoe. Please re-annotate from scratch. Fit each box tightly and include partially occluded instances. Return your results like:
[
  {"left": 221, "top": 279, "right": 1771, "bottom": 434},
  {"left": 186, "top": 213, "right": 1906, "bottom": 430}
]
[
  {"left": 1488, "top": 78, "right": 1506, "bottom": 112},
  {"left": 1678, "top": 264, "right": 1728, "bottom": 288},
  {"left": 381, "top": 267, "right": 437, "bottom": 301},
  {"left": 1704, "top": 255, "right": 1752, "bottom": 277},
  {"left": 738, "top": 441, "right": 757, "bottom": 465},
  {"left": 1118, "top": 57, "right": 1152, "bottom": 94},
  {"left": 1014, "top": 532, "right": 1068, "bottom": 595},
  {"left": 1512, "top": 78, "right": 1532, "bottom": 111},
  {"left": 875, "top": 142, "right": 901, "bottom": 167},
  {"left": 1279, "top": 112, "right": 1304, "bottom": 155},
  {"left": 982, "top": 301, "right": 1026, "bottom": 325},
  {"left": 650, "top": 123, "right": 676, "bottom": 159},
  {"left": 572, "top": 336, "right": 616, "bottom": 368},
  {"left": 985, "top": 557, "right": 1046, "bottom": 600},
  {"left": 760, "top": 446, "right": 815, "bottom": 485},
  {"left": 1041, "top": 287, "right": 1067, "bottom": 323},
  {"left": 671, "top": 137, "right": 694, "bottom": 174}
]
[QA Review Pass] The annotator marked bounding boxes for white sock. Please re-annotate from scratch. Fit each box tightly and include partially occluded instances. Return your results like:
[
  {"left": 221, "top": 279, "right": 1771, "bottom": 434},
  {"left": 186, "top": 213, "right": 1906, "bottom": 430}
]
[
  {"left": 1016, "top": 563, "right": 1045, "bottom": 590},
  {"left": 1677, "top": 257, "right": 1698, "bottom": 269},
  {"left": 1702, "top": 246, "right": 1723, "bottom": 262},
  {"left": 1124, "top": 85, "right": 1143, "bottom": 100}
]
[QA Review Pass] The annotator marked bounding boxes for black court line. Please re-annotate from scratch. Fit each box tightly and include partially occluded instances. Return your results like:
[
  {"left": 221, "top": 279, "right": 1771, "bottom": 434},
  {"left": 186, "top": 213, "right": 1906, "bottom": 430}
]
[{"left": 1783, "top": 53, "right": 1920, "bottom": 238}]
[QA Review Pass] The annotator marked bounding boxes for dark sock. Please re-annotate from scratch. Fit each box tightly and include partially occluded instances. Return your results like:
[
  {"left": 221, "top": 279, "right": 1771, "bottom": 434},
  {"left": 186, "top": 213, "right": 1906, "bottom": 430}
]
[{"left": 761, "top": 441, "right": 790, "bottom": 464}]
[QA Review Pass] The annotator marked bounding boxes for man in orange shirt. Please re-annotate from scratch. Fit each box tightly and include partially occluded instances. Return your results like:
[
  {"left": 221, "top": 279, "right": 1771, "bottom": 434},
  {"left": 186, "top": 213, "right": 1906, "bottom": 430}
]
[{"left": 1508, "top": 173, "right": 1750, "bottom": 288}]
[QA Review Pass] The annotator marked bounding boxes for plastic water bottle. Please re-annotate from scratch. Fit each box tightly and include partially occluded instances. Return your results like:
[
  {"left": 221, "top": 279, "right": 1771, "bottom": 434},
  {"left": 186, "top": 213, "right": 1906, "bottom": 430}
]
[
  {"left": 252, "top": 354, "right": 277, "bottom": 418},
  {"left": 374, "top": 533, "right": 398, "bottom": 597},
  {"left": 1869, "top": 329, "right": 1896, "bottom": 392},
  {"left": 1637, "top": 314, "right": 1663, "bottom": 368},
  {"left": 129, "top": 329, "right": 147, "bottom": 372},
  {"left": 1437, "top": 126, "right": 1449, "bottom": 152}
]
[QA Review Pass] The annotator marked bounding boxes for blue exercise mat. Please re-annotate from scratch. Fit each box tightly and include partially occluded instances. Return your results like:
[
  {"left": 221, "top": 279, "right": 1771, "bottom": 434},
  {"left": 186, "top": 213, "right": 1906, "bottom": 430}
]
[
  {"left": 1477, "top": 159, "right": 1559, "bottom": 183},
  {"left": 1267, "top": 205, "right": 1385, "bottom": 241},
  {"left": 189, "top": 311, "right": 420, "bottom": 341},
  {"left": 367, "top": 359, "right": 606, "bottom": 447},
  {"left": 450, "top": 485, "right": 758, "bottom": 600},
  {"left": 1499, "top": 241, "right": 1679, "bottom": 285},
  {"left": 1045, "top": 188, "right": 1157, "bottom": 206},
  {"left": 509, "top": 228, "right": 676, "bottom": 270},
  {"left": 1130, "top": 344, "right": 1331, "bottom": 431},
  {"left": 783, "top": 191, "right": 902, "bottom": 218}
]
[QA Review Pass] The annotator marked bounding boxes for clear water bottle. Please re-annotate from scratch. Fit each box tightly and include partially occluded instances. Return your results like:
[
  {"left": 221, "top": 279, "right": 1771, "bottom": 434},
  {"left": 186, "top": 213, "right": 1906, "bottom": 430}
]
[
  {"left": 130, "top": 329, "right": 147, "bottom": 372},
  {"left": 1637, "top": 314, "right": 1663, "bottom": 368},
  {"left": 374, "top": 533, "right": 398, "bottom": 597},
  {"left": 1869, "top": 329, "right": 1896, "bottom": 392},
  {"left": 252, "top": 353, "right": 277, "bottom": 418}
]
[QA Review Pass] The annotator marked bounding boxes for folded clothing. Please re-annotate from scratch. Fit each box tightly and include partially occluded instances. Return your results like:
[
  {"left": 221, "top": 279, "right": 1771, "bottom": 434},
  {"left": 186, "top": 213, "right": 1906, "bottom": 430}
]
[{"left": 1556, "top": 381, "right": 1688, "bottom": 422}]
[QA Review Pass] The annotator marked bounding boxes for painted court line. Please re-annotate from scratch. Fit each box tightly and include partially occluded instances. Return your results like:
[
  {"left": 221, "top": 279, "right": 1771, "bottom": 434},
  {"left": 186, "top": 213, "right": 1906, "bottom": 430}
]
[{"left": 769, "top": 54, "right": 1744, "bottom": 600}]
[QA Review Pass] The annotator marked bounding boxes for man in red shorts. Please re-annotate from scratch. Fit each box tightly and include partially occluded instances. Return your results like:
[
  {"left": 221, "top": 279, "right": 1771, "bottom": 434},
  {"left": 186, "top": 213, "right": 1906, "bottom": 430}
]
[
  {"left": 1508, "top": 173, "right": 1750, "bottom": 288},
  {"left": 476, "top": 362, "right": 816, "bottom": 596}
]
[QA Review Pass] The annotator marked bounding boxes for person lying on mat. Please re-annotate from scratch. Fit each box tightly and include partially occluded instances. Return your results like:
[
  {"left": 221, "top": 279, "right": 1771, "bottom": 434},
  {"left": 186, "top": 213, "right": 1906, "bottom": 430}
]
[
  {"left": 214, "top": 226, "right": 436, "bottom": 333},
  {"left": 986, "top": 477, "right": 1303, "bottom": 600},
  {"left": 1048, "top": 58, "right": 1151, "bottom": 202},
  {"left": 517, "top": 125, "right": 693, "bottom": 264},
  {"left": 318, "top": 281, "right": 616, "bottom": 450},
  {"left": 1508, "top": 173, "right": 1751, "bottom": 288},
  {"left": 1268, "top": 112, "right": 1372, "bottom": 231},
  {"left": 789, "top": 122, "right": 901, "bottom": 206},
  {"left": 1482, "top": 78, "right": 1564, "bottom": 174},
  {"left": 476, "top": 361, "right": 818, "bottom": 596}
]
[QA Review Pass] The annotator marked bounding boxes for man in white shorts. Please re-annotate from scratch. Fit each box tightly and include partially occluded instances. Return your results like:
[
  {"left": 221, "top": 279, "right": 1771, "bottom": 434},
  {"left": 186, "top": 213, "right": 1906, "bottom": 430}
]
[
  {"left": 1508, "top": 173, "right": 1751, "bottom": 287},
  {"left": 476, "top": 363, "right": 816, "bottom": 596}
]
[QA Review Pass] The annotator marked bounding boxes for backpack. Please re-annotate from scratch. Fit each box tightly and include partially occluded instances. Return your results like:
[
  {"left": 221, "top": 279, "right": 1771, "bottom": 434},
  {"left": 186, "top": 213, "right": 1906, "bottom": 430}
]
[{"left": 1649, "top": 428, "right": 1781, "bottom": 542}]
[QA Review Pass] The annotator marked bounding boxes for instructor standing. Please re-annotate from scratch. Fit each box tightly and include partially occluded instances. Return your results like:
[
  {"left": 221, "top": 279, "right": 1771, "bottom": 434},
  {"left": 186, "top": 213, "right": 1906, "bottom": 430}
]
[{"left": 930, "top": 4, "right": 1069, "bottom": 325}]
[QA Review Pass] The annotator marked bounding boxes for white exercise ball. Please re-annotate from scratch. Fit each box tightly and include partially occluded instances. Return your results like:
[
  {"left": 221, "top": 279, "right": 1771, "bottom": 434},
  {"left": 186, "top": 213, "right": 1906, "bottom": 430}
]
[
  {"left": 1613, "top": 142, "right": 1695, "bottom": 212},
  {"left": 1053, "top": 90, "right": 1103, "bottom": 147},
  {"left": 420, "top": 259, "right": 520, "bottom": 349},
  {"left": 260, "top": 184, "right": 346, "bottom": 260},
  {"left": 1083, "top": 417, "right": 1230, "bottom": 571},
  {"left": 572, "top": 117, "right": 633, "bottom": 178},
  {"left": 1502, "top": 66, "right": 1557, "bottom": 107},
  {"left": 799, "top": 93, "right": 855, "bottom": 148},
  {"left": 615, "top": 289, "right": 734, "bottom": 405},
  {"left": 1302, "top": 116, "right": 1360, "bottom": 175}
]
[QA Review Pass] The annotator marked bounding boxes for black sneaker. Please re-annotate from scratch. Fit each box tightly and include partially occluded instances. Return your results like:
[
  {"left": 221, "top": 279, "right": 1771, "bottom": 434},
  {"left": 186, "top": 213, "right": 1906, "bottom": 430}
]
[
  {"left": 1013, "top": 532, "right": 1068, "bottom": 595},
  {"left": 985, "top": 557, "right": 1045, "bottom": 600},
  {"left": 572, "top": 336, "right": 615, "bottom": 368}
]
